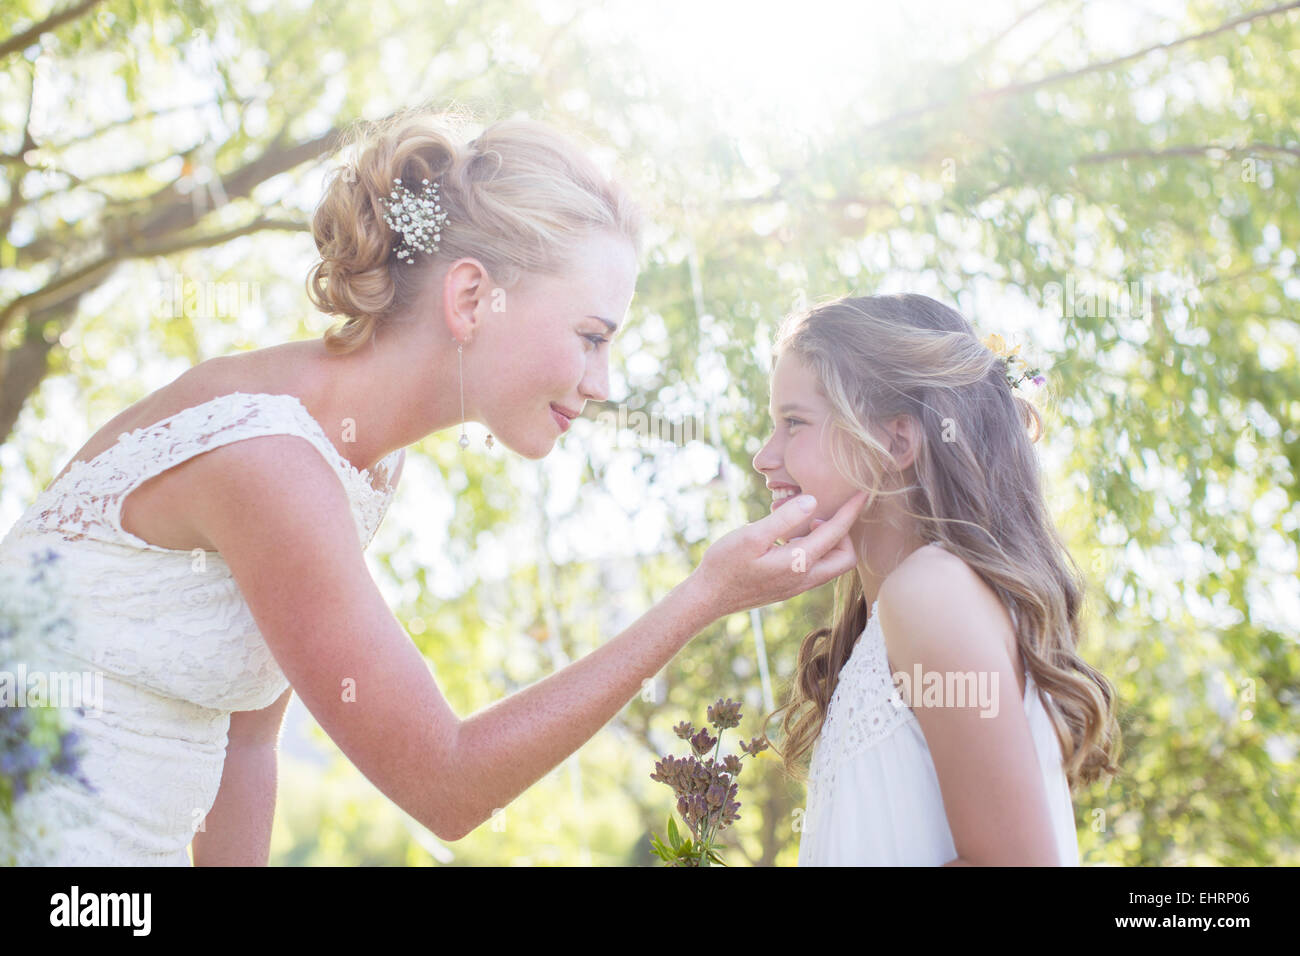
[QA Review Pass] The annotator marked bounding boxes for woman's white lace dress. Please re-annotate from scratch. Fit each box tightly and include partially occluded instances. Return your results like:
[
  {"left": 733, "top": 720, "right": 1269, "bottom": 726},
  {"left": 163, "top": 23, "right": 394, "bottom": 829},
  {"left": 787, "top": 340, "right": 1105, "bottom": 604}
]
[
  {"left": 797, "top": 593, "right": 1080, "bottom": 866},
  {"left": 0, "top": 392, "right": 402, "bottom": 865}
]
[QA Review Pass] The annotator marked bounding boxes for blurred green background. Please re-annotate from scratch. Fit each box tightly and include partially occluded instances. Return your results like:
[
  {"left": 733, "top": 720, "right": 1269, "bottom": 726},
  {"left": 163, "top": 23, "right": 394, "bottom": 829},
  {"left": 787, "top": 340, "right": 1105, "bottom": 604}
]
[{"left": 1, "top": 0, "right": 1296, "bottom": 865}]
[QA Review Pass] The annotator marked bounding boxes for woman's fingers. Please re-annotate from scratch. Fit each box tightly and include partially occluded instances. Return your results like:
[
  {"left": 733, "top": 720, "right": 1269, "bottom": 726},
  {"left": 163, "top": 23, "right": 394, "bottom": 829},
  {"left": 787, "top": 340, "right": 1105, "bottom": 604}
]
[
  {"left": 787, "top": 491, "right": 868, "bottom": 560},
  {"left": 760, "top": 491, "right": 867, "bottom": 591},
  {"left": 746, "top": 493, "right": 819, "bottom": 551},
  {"left": 796, "top": 492, "right": 866, "bottom": 584},
  {"left": 805, "top": 524, "right": 860, "bottom": 585},
  {"left": 693, "top": 490, "right": 868, "bottom": 616}
]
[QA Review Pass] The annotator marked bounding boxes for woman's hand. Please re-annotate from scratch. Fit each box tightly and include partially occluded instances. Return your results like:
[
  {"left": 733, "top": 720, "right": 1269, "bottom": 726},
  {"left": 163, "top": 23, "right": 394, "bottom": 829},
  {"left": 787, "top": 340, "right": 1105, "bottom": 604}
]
[{"left": 691, "top": 491, "right": 868, "bottom": 618}]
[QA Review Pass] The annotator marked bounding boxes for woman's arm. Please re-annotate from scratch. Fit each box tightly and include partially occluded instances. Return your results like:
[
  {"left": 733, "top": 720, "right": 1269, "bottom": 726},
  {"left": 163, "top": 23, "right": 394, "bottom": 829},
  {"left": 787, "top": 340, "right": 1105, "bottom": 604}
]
[
  {"left": 191, "top": 743, "right": 278, "bottom": 865},
  {"left": 191, "top": 688, "right": 292, "bottom": 865},
  {"left": 195, "top": 436, "right": 865, "bottom": 843},
  {"left": 446, "top": 491, "right": 866, "bottom": 838}
]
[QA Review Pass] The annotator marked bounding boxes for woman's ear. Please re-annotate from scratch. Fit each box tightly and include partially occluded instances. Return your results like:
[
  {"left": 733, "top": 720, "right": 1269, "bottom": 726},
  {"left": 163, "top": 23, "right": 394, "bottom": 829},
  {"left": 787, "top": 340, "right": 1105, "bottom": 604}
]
[{"left": 441, "top": 258, "right": 491, "bottom": 343}]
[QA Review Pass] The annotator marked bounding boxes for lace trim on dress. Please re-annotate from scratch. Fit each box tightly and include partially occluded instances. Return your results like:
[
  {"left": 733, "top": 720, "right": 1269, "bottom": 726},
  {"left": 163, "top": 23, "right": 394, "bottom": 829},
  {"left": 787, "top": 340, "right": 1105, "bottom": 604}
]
[
  {"left": 7, "top": 391, "right": 402, "bottom": 554},
  {"left": 805, "top": 598, "right": 915, "bottom": 823}
]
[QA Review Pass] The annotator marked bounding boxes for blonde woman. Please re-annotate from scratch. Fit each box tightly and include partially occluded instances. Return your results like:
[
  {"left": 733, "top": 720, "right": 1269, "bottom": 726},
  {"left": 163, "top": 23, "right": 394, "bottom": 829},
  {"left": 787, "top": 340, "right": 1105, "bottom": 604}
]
[
  {"left": 0, "top": 110, "right": 867, "bottom": 865},
  {"left": 755, "top": 293, "right": 1121, "bottom": 866}
]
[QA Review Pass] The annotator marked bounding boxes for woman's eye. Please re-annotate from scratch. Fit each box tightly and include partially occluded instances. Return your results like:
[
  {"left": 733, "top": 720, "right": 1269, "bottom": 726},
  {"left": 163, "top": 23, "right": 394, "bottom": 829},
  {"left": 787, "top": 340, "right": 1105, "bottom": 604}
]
[
  {"left": 582, "top": 333, "right": 609, "bottom": 350},
  {"left": 785, "top": 417, "right": 805, "bottom": 430}
]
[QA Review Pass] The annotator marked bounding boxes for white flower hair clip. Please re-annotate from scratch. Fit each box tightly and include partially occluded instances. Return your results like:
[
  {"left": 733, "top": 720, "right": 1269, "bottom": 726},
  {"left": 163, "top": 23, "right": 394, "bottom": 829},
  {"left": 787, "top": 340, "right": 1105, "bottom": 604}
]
[{"left": 381, "top": 177, "right": 448, "bottom": 264}]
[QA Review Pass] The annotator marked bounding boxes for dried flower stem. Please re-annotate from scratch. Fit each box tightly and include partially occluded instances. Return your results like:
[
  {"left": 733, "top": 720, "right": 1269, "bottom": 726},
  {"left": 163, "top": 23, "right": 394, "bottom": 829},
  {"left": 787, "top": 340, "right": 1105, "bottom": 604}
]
[{"left": 696, "top": 731, "right": 726, "bottom": 865}]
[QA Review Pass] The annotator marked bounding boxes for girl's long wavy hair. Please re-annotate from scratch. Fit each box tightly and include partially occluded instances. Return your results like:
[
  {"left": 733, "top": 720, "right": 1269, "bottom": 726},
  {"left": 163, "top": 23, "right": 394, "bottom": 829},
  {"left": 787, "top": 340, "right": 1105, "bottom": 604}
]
[{"left": 763, "top": 293, "right": 1121, "bottom": 792}]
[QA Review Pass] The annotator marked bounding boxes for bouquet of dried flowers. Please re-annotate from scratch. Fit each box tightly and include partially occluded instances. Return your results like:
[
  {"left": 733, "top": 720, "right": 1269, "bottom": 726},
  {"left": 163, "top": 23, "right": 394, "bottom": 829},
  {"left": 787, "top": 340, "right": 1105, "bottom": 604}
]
[
  {"left": 648, "top": 697, "right": 769, "bottom": 867},
  {"left": 0, "top": 544, "right": 94, "bottom": 865}
]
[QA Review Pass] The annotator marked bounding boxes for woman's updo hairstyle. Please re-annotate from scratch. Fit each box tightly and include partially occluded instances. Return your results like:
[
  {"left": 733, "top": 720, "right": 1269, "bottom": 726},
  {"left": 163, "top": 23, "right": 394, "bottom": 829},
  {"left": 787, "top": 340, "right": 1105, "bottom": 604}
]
[{"left": 308, "top": 106, "right": 646, "bottom": 355}]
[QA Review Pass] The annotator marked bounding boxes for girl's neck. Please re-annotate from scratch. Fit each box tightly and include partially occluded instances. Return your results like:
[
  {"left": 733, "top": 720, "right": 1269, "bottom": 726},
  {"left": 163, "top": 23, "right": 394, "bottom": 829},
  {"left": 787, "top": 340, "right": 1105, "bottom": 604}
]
[{"left": 852, "top": 516, "right": 929, "bottom": 616}]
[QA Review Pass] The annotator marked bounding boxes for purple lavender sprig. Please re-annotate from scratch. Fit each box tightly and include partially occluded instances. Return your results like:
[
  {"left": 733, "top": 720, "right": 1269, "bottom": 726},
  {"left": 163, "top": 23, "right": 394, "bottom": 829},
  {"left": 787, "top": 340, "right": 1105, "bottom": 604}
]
[{"left": 648, "top": 697, "right": 770, "bottom": 867}]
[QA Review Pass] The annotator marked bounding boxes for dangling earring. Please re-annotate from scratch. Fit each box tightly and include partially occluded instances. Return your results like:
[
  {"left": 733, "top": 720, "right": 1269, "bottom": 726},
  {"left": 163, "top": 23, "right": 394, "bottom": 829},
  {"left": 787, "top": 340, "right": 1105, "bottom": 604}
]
[
  {"left": 457, "top": 343, "right": 469, "bottom": 449},
  {"left": 457, "top": 340, "right": 494, "bottom": 450}
]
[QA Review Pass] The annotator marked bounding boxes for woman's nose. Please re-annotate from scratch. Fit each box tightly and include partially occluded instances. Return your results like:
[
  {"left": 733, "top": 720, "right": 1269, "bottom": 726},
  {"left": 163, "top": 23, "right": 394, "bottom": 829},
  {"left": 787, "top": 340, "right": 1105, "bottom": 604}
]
[{"left": 580, "top": 355, "right": 610, "bottom": 403}]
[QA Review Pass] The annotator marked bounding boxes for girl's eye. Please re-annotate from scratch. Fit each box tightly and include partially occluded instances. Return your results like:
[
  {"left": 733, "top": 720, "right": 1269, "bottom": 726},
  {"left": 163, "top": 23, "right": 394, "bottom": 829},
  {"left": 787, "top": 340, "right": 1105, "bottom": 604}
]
[
  {"left": 785, "top": 418, "right": 805, "bottom": 430},
  {"left": 582, "top": 333, "right": 609, "bottom": 350}
]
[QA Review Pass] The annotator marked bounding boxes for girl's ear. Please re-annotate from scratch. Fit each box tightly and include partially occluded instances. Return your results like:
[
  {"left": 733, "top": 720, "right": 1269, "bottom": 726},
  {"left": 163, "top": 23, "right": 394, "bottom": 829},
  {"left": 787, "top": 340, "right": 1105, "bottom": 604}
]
[{"left": 886, "top": 415, "right": 922, "bottom": 472}]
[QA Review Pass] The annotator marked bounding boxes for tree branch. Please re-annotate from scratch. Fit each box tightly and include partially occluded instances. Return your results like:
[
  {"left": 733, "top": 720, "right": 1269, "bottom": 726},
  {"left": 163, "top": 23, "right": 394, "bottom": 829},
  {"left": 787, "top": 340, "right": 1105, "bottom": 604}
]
[
  {"left": 0, "top": 60, "right": 37, "bottom": 239},
  {"left": 13, "top": 98, "right": 251, "bottom": 159},
  {"left": 965, "top": 0, "right": 1074, "bottom": 68},
  {"left": 0, "top": 218, "right": 307, "bottom": 332},
  {"left": 861, "top": 1, "right": 1300, "bottom": 135},
  {"left": 0, "top": 294, "right": 82, "bottom": 444},
  {"left": 1074, "top": 143, "right": 1300, "bottom": 164},
  {"left": 130, "top": 216, "right": 309, "bottom": 258},
  {"left": 128, "top": 127, "right": 342, "bottom": 239},
  {"left": 0, "top": 0, "right": 108, "bottom": 60}
]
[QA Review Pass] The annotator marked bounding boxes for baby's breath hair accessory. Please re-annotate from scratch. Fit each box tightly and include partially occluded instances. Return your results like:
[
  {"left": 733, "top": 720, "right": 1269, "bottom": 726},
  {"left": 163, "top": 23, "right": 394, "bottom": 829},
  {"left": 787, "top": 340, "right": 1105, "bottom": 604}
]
[
  {"left": 982, "top": 332, "right": 1046, "bottom": 391},
  {"left": 381, "top": 177, "right": 448, "bottom": 264}
]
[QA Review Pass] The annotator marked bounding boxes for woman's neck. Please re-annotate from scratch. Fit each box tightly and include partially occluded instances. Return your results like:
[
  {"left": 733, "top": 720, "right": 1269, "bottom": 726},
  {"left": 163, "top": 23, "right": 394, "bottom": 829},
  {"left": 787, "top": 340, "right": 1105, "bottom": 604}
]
[{"left": 293, "top": 319, "right": 464, "bottom": 474}]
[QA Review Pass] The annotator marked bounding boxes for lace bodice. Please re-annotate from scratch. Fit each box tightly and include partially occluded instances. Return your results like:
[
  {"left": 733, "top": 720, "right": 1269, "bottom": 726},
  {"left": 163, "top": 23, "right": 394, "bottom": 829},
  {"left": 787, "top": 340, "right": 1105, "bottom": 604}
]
[
  {"left": 9, "top": 390, "right": 401, "bottom": 555},
  {"left": 804, "top": 598, "right": 918, "bottom": 809},
  {"left": 0, "top": 391, "right": 403, "bottom": 864}
]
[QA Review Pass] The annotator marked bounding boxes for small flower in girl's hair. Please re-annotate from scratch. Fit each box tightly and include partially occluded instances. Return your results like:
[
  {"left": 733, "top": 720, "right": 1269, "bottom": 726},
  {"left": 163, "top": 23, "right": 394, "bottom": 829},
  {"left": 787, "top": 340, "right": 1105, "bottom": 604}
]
[
  {"left": 981, "top": 332, "right": 1011, "bottom": 356},
  {"left": 672, "top": 720, "right": 694, "bottom": 740},
  {"left": 689, "top": 726, "right": 718, "bottom": 757},
  {"left": 707, "top": 697, "right": 743, "bottom": 730},
  {"left": 981, "top": 331, "right": 1045, "bottom": 391}
]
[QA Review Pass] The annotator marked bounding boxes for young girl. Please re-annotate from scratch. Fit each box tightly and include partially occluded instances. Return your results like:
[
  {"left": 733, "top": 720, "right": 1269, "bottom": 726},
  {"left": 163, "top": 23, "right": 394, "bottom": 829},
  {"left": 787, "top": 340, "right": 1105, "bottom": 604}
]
[{"left": 757, "top": 293, "right": 1120, "bottom": 866}]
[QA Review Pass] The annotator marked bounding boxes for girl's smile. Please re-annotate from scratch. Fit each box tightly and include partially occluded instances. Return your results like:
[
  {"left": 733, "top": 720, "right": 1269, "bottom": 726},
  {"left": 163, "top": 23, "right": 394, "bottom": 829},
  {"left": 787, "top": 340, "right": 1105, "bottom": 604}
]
[{"left": 753, "top": 350, "right": 860, "bottom": 533}]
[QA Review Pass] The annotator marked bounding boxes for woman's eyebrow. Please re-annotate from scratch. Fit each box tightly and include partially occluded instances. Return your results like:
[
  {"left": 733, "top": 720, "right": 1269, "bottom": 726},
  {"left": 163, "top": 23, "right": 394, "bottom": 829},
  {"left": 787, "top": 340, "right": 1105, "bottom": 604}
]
[{"left": 587, "top": 315, "right": 618, "bottom": 333}]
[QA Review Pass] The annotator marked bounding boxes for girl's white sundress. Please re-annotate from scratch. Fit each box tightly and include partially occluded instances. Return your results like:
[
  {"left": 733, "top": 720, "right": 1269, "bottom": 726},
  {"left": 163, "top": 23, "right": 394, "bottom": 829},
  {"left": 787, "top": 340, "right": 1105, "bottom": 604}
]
[
  {"left": 797, "top": 577, "right": 1080, "bottom": 866},
  {"left": 0, "top": 391, "right": 402, "bottom": 865}
]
